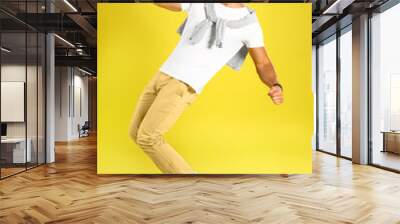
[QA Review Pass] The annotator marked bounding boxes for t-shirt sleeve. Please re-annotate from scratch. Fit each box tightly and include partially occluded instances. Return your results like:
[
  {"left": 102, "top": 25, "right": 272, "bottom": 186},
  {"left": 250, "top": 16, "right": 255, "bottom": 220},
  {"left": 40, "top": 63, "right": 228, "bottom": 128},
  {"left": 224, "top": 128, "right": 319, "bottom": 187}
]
[
  {"left": 181, "top": 3, "right": 192, "bottom": 13},
  {"left": 243, "top": 23, "right": 265, "bottom": 48}
]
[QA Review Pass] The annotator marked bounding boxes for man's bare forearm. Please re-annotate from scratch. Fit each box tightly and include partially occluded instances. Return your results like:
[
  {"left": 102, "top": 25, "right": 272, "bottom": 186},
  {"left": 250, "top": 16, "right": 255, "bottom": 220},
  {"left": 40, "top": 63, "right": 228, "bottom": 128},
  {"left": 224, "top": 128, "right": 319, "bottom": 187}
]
[
  {"left": 248, "top": 47, "right": 280, "bottom": 89},
  {"left": 255, "top": 62, "right": 279, "bottom": 88}
]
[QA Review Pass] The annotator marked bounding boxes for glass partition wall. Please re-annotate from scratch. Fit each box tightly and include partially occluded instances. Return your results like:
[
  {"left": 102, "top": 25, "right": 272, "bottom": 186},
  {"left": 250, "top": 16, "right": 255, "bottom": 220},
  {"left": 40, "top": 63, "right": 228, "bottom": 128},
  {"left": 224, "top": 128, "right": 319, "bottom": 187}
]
[
  {"left": 316, "top": 26, "right": 353, "bottom": 159},
  {"left": 370, "top": 3, "right": 400, "bottom": 172},
  {"left": 0, "top": 30, "right": 27, "bottom": 177},
  {"left": 0, "top": 2, "right": 46, "bottom": 179}
]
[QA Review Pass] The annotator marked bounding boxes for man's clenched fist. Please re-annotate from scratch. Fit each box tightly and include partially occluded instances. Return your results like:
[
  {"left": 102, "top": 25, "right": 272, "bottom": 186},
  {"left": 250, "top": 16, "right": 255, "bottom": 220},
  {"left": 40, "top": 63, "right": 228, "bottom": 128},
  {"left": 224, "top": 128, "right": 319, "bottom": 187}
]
[{"left": 268, "top": 86, "right": 284, "bottom": 105}]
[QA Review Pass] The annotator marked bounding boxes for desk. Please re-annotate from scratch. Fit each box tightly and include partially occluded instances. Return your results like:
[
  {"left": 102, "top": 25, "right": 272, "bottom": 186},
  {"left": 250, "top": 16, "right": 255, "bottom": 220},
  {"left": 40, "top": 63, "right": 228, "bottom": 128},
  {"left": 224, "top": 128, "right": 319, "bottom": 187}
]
[
  {"left": 382, "top": 131, "right": 400, "bottom": 154},
  {"left": 1, "top": 138, "right": 31, "bottom": 163}
]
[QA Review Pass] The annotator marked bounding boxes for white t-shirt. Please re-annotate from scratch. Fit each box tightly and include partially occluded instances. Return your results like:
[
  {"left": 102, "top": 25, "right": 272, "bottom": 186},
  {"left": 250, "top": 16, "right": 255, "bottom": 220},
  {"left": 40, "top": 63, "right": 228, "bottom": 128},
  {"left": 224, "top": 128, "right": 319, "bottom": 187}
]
[{"left": 159, "top": 3, "right": 264, "bottom": 93}]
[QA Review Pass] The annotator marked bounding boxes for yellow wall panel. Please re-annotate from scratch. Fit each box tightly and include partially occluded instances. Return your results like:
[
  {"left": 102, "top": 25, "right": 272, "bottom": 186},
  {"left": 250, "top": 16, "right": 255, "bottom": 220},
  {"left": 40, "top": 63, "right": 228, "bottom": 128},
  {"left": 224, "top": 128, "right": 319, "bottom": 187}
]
[{"left": 98, "top": 3, "right": 313, "bottom": 174}]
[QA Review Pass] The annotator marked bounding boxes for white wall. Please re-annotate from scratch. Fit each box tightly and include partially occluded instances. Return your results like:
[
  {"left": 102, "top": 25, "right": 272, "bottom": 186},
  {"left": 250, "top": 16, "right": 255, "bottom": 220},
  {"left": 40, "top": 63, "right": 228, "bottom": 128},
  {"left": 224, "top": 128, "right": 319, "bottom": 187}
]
[
  {"left": 1, "top": 65, "right": 39, "bottom": 137},
  {"left": 72, "top": 73, "right": 89, "bottom": 138},
  {"left": 1, "top": 65, "right": 26, "bottom": 135},
  {"left": 54, "top": 67, "right": 89, "bottom": 141},
  {"left": 55, "top": 67, "right": 70, "bottom": 141}
]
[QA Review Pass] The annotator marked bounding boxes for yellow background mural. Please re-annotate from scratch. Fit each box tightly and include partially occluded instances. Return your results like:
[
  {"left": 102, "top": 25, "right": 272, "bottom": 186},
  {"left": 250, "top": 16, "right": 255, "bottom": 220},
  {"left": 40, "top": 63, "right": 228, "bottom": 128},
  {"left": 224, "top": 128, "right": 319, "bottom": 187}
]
[{"left": 97, "top": 3, "right": 313, "bottom": 174}]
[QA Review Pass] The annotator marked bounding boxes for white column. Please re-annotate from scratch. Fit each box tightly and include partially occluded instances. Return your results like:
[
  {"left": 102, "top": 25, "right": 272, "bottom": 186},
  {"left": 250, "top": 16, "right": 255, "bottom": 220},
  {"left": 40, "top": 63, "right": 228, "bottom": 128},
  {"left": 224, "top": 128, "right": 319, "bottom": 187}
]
[
  {"left": 46, "top": 33, "right": 55, "bottom": 163},
  {"left": 45, "top": 1, "right": 56, "bottom": 163}
]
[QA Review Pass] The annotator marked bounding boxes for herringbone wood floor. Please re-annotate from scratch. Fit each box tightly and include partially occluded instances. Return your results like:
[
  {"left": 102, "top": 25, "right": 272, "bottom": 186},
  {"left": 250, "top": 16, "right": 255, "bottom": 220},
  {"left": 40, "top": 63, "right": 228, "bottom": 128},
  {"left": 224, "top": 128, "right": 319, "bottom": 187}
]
[{"left": 1, "top": 135, "right": 400, "bottom": 224}]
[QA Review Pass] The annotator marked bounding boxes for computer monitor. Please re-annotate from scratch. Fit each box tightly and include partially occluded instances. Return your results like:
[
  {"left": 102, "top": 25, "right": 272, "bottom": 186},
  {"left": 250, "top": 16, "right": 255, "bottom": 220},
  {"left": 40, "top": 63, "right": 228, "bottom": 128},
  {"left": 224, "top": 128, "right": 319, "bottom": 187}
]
[{"left": 1, "top": 123, "right": 7, "bottom": 137}]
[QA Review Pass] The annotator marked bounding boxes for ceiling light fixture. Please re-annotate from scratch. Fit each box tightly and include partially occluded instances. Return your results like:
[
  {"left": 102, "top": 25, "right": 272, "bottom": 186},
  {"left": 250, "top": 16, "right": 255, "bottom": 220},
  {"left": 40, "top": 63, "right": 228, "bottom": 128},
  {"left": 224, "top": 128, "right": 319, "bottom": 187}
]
[
  {"left": 63, "top": 0, "right": 78, "bottom": 12},
  {"left": 78, "top": 67, "right": 93, "bottom": 76},
  {"left": 54, "top": 34, "right": 75, "bottom": 48},
  {"left": 1, "top": 47, "right": 11, "bottom": 53}
]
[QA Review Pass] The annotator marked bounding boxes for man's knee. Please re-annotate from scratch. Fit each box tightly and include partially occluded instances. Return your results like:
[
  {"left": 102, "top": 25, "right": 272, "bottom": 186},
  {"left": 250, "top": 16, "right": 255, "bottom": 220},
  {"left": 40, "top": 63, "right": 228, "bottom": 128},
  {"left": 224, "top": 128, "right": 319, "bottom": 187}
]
[{"left": 135, "top": 130, "right": 162, "bottom": 150}]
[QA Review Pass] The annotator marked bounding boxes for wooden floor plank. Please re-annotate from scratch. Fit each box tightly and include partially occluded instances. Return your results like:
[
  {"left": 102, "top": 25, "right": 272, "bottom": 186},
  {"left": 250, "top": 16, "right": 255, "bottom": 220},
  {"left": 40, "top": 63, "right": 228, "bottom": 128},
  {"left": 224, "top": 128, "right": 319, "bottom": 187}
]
[{"left": 0, "top": 135, "right": 400, "bottom": 224}]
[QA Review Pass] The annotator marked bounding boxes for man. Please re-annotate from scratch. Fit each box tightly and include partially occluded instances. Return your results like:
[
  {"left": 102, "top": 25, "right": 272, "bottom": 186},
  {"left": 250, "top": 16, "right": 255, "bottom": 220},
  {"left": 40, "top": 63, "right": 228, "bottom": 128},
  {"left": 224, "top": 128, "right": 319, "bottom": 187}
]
[{"left": 129, "top": 3, "right": 284, "bottom": 174}]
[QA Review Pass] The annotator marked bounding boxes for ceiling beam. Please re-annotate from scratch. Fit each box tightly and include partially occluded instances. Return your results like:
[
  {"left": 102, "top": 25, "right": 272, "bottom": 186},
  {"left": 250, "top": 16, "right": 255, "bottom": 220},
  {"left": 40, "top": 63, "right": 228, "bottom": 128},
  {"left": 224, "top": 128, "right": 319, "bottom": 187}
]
[
  {"left": 55, "top": 55, "right": 96, "bottom": 71},
  {"left": 67, "top": 13, "right": 97, "bottom": 44}
]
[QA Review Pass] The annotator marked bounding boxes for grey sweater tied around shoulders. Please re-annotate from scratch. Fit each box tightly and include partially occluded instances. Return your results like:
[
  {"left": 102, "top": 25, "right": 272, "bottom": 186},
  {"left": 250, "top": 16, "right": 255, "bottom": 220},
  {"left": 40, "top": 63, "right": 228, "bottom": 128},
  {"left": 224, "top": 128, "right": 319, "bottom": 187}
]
[{"left": 177, "top": 3, "right": 259, "bottom": 71}]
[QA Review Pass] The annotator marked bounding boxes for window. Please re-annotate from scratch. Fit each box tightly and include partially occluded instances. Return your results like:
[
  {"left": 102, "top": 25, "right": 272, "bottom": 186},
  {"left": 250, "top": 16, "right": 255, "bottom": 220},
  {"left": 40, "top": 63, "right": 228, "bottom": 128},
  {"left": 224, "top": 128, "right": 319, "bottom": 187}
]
[
  {"left": 339, "top": 28, "right": 352, "bottom": 158},
  {"left": 370, "top": 2, "right": 400, "bottom": 171},
  {"left": 317, "top": 36, "right": 337, "bottom": 154},
  {"left": 390, "top": 75, "right": 400, "bottom": 130}
]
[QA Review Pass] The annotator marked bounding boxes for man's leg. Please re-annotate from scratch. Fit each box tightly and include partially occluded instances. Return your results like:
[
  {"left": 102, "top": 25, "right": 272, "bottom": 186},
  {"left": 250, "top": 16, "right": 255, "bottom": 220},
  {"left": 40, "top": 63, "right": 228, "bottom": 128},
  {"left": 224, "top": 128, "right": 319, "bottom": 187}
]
[
  {"left": 128, "top": 73, "right": 160, "bottom": 142},
  {"left": 135, "top": 75, "right": 197, "bottom": 174}
]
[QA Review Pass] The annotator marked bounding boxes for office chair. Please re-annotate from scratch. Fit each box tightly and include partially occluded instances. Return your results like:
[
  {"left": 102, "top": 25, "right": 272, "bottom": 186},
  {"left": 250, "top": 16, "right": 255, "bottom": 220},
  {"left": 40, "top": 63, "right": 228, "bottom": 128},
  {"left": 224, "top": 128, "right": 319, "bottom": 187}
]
[{"left": 79, "top": 121, "right": 90, "bottom": 138}]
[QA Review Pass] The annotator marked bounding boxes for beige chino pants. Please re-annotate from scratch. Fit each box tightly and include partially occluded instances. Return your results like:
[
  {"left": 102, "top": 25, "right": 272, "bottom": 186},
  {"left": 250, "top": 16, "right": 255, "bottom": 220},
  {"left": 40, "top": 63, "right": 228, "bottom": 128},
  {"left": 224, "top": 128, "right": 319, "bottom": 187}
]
[{"left": 129, "top": 72, "right": 197, "bottom": 174}]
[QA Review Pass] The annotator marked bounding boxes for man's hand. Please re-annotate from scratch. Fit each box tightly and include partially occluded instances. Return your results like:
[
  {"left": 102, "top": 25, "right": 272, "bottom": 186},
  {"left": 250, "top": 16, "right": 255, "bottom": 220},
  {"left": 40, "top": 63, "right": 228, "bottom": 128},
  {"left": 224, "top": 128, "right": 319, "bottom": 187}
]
[{"left": 268, "top": 86, "right": 284, "bottom": 105}]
